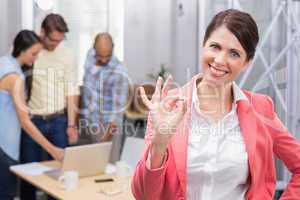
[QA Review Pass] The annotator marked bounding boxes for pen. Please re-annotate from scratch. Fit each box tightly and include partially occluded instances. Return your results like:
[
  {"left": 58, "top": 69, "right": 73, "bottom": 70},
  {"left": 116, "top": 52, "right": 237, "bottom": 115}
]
[{"left": 95, "top": 178, "right": 114, "bottom": 183}]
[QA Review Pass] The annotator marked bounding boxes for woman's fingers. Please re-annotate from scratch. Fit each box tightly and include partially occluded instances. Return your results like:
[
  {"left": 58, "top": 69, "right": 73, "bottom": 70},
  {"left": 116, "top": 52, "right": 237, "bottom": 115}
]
[
  {"left": 170, "top": 97, "right": 187, "bottom": 125},
  {"left": 167, "top": 96, "right": 187, "bottom": 115},
  {"left": 177, "top": 97, "right": 187, "bottom": 115},
  {"left": 139, "top": 87, "right": 152, "bottom": 109},
  {"left": 161, "top": 95, "right": 182, "bottom": 112},
  {"left": 152, "top": 77, "right": 163, "bottom": 103},
  {"left": 161, "top": 75, "right": 173, "bottom": 99}
]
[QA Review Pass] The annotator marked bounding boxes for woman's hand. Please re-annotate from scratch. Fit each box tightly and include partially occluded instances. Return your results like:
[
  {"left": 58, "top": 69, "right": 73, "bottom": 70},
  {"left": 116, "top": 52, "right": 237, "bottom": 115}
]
[
  {"left": 67, "top": 127, "right": 78, "bottom": 145},
  {"left": 140, "top": 76, "right": 187, "bottom": 157},
  {"left": 50, "top": 146, "right": 65, "bottom": 162},
  {"left": 101, "top": 122, "right": 117, "bottom": 142}
]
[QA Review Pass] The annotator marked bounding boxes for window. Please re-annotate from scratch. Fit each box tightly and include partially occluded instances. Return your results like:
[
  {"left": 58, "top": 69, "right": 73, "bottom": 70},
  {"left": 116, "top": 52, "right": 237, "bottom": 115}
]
[{"left": 53, "top": 0, "right": 124, "bottom": 84}]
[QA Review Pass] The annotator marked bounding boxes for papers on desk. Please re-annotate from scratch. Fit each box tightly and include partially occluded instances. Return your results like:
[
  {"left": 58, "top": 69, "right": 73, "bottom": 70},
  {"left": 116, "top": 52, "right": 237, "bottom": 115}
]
[{"left": 10, "top": 162, "right": 53, "bottom": 176}]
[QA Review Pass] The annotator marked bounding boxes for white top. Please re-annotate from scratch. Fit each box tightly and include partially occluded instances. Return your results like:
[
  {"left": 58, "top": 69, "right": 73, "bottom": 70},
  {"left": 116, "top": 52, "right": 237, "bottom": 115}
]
[
  {"left": 187, "top": 82, "right": 249, "bottom": 200},
  {"left": 28, "top": 44, "right": 79, "bottom": 115}
]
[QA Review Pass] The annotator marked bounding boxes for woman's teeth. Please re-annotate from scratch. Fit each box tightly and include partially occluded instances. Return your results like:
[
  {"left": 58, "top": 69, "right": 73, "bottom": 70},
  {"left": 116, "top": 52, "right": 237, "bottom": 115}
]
[{"left": 210, "top": 65, "right": 227, "bottom": 77}]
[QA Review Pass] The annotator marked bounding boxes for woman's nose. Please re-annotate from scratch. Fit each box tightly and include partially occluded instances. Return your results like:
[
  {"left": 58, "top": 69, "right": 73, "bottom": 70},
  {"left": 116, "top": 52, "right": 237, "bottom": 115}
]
[{"left": 214, "top": 52, "right": 227, "bottom": 65}]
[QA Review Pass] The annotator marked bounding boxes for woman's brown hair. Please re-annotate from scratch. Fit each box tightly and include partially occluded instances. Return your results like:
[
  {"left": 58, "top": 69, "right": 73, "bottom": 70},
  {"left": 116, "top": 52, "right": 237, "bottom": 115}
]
[{"left": 203, "top": 9, "right": 259, "bottom": 61}]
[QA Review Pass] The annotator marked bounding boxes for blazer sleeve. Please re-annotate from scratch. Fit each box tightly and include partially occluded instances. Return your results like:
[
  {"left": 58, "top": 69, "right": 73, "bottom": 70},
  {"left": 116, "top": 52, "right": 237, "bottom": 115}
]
[
  {"left": 265, "top": 97, "right": 300, "bottom": 199},
  {"left": 131, "top": 114, "right": 170, "bottom": 200}
]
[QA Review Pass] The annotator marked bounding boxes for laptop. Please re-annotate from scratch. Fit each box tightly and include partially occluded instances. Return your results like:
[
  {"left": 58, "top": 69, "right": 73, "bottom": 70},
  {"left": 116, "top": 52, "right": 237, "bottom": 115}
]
[{"left": 44, "top": 142, "right": 112, "bottom": 180}]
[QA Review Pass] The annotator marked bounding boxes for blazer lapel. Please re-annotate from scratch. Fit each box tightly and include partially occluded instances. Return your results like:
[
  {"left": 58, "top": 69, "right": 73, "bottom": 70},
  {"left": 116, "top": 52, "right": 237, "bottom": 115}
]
[{"left": 237, "top": 100, "right": 258, "bottom": 188}]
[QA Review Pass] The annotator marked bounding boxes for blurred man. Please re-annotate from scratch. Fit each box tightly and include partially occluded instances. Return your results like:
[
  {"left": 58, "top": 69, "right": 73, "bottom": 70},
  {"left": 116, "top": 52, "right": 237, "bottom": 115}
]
[
  {"left": 20, "top": 14, "right": 79, "bottom": 200},
  {"left": 80, "top": 33, "right": 128, "bottom": 162}
]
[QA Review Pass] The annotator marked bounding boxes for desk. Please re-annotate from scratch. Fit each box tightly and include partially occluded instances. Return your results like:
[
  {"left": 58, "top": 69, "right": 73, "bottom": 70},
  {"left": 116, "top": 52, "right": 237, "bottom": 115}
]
[{"left": 10, "top": 161, "right": 135, "bottom": 200}]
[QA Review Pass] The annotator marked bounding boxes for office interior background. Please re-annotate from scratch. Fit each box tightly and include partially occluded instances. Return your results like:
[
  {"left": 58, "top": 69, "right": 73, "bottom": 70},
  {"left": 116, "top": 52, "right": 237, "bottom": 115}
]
[{"left": 1, "top": 0, "right": 300, "bottom": 199}]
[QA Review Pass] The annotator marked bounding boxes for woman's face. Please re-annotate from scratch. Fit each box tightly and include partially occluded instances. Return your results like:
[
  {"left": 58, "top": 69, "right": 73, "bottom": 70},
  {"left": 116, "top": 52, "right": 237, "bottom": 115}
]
[
  {"left": 21, "top": 43, "right": 43, "bottom": 66},
  {"left": 201, "top": 25, "right": 250, "bottom": 88}
]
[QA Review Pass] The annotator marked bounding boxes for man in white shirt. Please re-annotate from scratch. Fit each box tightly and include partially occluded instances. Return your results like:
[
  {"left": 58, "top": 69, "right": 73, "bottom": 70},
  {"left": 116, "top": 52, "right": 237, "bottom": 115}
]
[{"left": 20, "top": 14, "right": 79, "bottom": 200}]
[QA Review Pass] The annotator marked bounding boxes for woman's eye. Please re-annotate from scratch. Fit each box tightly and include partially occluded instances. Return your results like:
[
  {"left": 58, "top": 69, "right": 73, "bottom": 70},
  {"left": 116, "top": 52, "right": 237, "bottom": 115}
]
[
  {"left": 210, "top": 44, "right": 219, "bottom": 50},
  {"left": 230, "top": 51, "right": 240, "bottom": 58}
]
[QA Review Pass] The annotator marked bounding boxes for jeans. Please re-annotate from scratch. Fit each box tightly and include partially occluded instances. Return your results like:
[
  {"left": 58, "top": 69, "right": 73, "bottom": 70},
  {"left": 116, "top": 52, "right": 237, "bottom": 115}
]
[
  {"left": 0, "top": 147, "right": 18, "bottom": 200},
  {"left": 20, "top": 114, "right": 68, "bottom": 200}
]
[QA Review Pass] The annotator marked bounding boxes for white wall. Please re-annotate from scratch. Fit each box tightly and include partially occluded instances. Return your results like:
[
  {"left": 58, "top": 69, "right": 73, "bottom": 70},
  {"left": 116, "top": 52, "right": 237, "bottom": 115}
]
[
  {"left": 124, "top": 0, "right": 198, "bottom": 85},
  {"left": 172, "top": 0, "right": 198, "bottom": 85},
  {"left": 0, "top": 0, "right": 22, "bottom": 55},
  {"left": 0, "top": 0, "right": 8, "bottom": 55},
  {"left": 124, "top": 0, "right": 172, "bottom": 84},
  {"left": 31, "top": 0, "right": 124, "bottom": 84}
]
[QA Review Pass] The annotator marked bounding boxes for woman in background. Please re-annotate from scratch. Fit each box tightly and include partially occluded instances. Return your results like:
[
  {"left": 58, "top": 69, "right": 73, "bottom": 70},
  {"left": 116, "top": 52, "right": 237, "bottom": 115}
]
[
  {"left": 132, "top": 9, "right": 300, "bottom": 200},
  {"left": 0, "top": 30, "right": 64, "bottom": 200}
]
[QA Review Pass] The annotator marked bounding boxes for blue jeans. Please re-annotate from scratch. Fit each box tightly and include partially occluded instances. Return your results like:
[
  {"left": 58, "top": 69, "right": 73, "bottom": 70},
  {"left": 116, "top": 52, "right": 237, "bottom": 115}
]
[
  {"left": 20, "top": 114, "right": 68, "bottom": 200},
  {"left": 0, "top": 147, "right": 18, "bottom": 200}
]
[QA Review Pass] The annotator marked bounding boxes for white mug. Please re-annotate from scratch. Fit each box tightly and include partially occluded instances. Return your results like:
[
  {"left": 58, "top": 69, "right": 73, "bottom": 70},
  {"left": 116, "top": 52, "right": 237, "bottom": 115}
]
[
  {"left": 58, "top": 171, "right": 79, "bottom": 190},
  {"left": 115, "top": 161, "right": 131, "bottom": 177}
]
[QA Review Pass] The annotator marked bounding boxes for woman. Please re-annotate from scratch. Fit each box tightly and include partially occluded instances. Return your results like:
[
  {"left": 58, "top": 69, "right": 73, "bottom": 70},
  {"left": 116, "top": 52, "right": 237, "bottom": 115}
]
[
  {"left": 0, "top": 30, "right": 64, "bottom": 200},
  {"left": 131, "top": 9, "right": 300, "bottom": 200}
]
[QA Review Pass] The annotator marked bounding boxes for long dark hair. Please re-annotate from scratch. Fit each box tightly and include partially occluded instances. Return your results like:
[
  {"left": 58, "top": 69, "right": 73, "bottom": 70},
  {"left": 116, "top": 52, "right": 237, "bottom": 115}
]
[{"left": 12, "top": 30, "right": 41, "bottom": 101}]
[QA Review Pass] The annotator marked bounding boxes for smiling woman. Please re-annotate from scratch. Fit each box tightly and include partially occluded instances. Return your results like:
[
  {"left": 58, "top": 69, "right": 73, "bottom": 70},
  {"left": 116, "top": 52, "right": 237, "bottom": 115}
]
[
  {"left": 201, "top": 26, "right": 250, "bottom": 88},
  {"left": 201, "top": 9, "right": 258, "bottom": 89},
  {"left": 131, "top": 9, "right": 300, "bottom": 200}
]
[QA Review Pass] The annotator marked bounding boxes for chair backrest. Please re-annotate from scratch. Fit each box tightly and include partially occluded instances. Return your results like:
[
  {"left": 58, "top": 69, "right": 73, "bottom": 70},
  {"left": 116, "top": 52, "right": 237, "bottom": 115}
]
[
  {"left": 120, "top": 137, "right": 145, "bottom": 170},
  {"left": 126, "top": 84, "right": 155, "bottom": 113}
]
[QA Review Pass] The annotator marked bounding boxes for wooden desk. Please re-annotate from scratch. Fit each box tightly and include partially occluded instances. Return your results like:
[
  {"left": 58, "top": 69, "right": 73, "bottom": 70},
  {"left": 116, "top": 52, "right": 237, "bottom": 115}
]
[{"left": 10, "top": 161, "right": 135, "bottom": 200}]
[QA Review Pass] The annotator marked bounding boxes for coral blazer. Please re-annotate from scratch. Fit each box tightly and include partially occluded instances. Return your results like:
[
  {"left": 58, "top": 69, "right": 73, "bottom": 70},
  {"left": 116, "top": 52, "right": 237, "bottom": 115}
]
[{"left": 131, "top": 75, "right": 300, "bottom": 200}]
